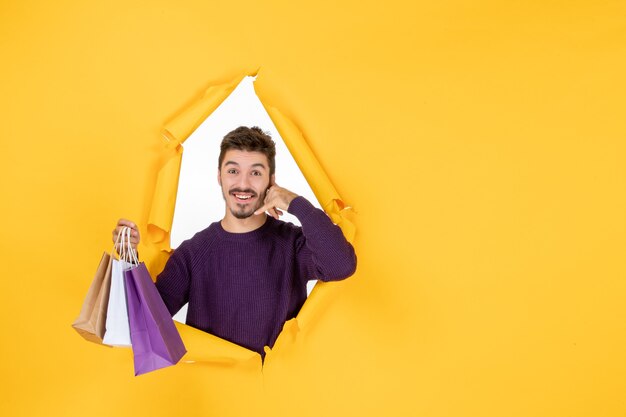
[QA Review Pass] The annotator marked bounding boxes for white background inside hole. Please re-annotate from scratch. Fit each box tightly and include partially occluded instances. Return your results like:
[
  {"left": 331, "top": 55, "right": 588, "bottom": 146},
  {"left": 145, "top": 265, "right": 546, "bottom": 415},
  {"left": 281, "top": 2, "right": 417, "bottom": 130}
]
[{"left": 169, "top": 76, "right": 321, "bottom": 323}]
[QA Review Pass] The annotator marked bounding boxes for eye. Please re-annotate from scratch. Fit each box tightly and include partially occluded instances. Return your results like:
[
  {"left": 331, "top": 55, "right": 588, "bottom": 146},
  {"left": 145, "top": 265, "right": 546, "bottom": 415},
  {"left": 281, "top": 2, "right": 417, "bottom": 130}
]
[
  {"left": 251, "top": 171, "right": 262, "bottom": 176},
  {"left": 227, "top": 168, "right": 238, "bottom": 174}
]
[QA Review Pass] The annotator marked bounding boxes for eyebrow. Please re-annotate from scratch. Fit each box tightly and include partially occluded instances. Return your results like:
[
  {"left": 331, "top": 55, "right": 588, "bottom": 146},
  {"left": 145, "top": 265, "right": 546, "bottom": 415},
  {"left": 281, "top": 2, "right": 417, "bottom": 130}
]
[{"left": 224, "top": 161, "right": 267, "bottom": 170}]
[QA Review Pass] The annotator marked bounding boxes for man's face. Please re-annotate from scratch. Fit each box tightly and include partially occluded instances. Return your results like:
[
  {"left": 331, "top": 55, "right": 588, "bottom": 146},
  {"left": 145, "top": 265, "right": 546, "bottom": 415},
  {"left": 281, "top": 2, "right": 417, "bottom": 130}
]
[{"left": 218, "top": 149, "right": 273, "bottom": 219}]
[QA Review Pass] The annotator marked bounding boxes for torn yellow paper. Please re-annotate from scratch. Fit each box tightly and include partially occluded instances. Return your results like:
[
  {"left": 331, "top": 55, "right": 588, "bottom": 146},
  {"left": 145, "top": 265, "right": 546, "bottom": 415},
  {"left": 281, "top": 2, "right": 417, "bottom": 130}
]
[
  {"left": 147, "top": 75, "right": 246, "bottom": 251},
  {"left": 161, "top": 75, "right": 245, "bottom": 149},
  {"left": 175, "top": 322, "right": 260, "bottom": 366},
  {"left": 145, "top": 73, "right": 357, "bottom": 364},
  {"left": 147, "top": 148, "right": 182, "bottom": 252},
  {"left": 262, "top": 104, "right": 356, "bottom": 243}
]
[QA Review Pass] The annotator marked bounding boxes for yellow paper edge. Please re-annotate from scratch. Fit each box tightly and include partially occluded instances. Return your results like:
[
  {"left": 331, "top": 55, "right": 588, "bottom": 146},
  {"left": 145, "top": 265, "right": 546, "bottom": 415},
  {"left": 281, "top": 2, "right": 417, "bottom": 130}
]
[
  {"left": 256, "top": 102, "right": 356, "bottom": 359},
  {"left": 146, "top": 72, "right": 357, "bottom": 363},
  {"left": 147, "top": 74, "right": 245, "bottom": 251},
  {"left": 175, "top": 322, "right": 260, "bottom": 365}
]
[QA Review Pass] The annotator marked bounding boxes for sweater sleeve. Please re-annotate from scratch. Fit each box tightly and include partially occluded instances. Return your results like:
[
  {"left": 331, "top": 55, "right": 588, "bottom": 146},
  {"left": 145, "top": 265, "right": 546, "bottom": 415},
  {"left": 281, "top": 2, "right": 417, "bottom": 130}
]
[
  {"left": 154, "top": 243, "right": 192, "bottom": 316},
  {"left": 288, "top": 196, "right": 357, "bottom": 282}
]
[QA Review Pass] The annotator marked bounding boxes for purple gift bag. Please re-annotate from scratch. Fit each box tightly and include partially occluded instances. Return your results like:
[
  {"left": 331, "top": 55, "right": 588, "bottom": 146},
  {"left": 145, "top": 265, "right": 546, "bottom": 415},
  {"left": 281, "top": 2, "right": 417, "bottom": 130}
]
[{"left": 124, "top": 262, "right": 187, "bottom": 376}]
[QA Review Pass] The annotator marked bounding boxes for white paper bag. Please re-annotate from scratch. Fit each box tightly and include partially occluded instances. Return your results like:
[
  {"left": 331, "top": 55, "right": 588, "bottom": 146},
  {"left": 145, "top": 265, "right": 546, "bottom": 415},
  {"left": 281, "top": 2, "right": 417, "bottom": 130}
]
[
  {"left": 102, "top": 227, "right": 136, "bottom": 347},
  {"left": 102, "top": 259, "right": 132, "bottom": 346}
]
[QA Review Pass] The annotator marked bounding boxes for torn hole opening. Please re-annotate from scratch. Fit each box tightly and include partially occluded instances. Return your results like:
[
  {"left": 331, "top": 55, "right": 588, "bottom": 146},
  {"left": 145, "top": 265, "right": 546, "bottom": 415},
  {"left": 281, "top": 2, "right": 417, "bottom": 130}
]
[
  {"left": 170, "top": 77, "right": 323, "bottom": 326},
  {"left": 150, "top": 75, "right": 355, "bottom": 361}
]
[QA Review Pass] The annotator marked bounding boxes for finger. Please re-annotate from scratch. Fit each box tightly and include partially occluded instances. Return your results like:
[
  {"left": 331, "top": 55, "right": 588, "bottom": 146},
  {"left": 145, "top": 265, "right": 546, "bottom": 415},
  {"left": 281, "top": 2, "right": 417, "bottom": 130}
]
[
  {"left": 114, "top": 226, "right": 130, "bottom": 238},
  {"left": 116, "top": 221, "right": 140, "bottom": 237},
  {"left": 112, "top": 227, "right": 123, "bottom": 243},
  {"left": 267, "top": 207, "right": 280, "bottom": 220},
  {"left": 113, "top": 229, "right": 140, "bottom": 247},
  {"left": 117, "top": 219, "right": 138, "bottom": 229},
  {"left": 117, "top": 226, "right": 139, "bottom": 236},
  {"left": 254, "top": 203, "right": 271, "bottom": 216},
  {"left": 255, "top": 201, "right": 281, "bottom": 218}
]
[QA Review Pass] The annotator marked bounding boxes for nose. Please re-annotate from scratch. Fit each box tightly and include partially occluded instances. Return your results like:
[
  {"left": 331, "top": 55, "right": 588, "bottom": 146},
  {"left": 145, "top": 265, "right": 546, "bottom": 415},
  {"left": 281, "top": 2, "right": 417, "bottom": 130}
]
[{"left": 236, "top": 173, "right": 251, "bottom": 190}]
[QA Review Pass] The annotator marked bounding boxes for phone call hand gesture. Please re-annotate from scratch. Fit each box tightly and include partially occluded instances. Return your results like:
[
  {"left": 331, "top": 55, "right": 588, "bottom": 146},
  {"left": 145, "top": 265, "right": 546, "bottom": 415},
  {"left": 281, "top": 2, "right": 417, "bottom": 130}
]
[{"left": 254, "top": 184, "right": 298, "bottom": 220}]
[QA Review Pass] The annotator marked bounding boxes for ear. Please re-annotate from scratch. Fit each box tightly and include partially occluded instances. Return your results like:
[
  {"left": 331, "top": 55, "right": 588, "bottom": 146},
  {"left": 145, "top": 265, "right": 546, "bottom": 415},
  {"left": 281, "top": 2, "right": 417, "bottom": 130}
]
[
  {"left": 217, "top": 168, "right": 222, "bottom": 186},
  {"left": 270, "top": 174, "right": 275, "bottom": 186}
]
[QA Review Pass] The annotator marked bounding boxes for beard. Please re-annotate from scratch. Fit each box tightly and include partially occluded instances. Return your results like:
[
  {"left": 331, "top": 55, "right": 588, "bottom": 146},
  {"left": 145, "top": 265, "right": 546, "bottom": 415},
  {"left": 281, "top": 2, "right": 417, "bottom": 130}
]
[
  {"left": 231, "top": 202, "right": 262, "bottom": 219},
  {"left": 224, "top": 187, "right": 267, "bottom": 219}
]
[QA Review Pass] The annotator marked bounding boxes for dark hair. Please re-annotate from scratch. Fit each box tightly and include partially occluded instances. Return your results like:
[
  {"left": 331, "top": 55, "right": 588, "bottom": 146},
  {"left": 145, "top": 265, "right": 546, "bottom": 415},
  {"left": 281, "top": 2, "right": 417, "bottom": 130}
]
[{"left": 218, "top": 126, "right": 276, "bottom": 175}]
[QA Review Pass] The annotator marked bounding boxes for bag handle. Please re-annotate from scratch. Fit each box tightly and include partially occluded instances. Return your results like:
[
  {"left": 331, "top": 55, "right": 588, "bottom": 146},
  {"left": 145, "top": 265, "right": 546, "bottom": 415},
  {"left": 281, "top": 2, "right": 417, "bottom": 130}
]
[
  {"left": 124, "top": 227, "right": 139, "bottom": 266},
  {"left": 113, "top": 226, "right": 126, "bottom": 260},
  {"left": 113, "top": 226, "right": 139, "bottom": 266}
]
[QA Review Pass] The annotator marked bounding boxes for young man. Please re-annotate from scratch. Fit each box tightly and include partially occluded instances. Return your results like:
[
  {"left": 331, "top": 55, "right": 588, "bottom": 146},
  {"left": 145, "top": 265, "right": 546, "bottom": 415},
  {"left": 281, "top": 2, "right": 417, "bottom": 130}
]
[{"left": 113, "top": 126, "right": 356, "bottom": 357}]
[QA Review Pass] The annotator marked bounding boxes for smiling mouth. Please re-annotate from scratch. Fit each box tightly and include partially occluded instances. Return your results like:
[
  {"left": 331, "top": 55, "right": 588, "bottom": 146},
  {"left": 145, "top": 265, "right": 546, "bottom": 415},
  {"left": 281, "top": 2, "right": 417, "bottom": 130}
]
[{"left": 230, "top": 190, "right": 257, "bottom": 203}]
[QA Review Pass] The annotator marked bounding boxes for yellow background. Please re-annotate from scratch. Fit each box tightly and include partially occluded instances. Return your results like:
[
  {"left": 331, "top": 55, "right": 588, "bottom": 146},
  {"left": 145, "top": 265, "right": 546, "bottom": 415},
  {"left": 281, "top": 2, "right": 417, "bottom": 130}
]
[{"left": 1, "top": 1, "right": 625, "bottom": 416}]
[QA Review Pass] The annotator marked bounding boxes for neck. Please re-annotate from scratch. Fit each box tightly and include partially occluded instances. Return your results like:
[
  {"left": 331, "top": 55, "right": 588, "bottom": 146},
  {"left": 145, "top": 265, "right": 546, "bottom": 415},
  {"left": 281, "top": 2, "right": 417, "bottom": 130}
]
[{"left": 221, "top": 212, "right": 267, "bottom": 233}]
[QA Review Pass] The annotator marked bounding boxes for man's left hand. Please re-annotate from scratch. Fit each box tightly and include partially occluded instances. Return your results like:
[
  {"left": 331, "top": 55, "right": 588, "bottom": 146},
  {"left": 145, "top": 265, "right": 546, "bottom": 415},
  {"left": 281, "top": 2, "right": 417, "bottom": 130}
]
[{"left": 254, "top": 184, "right": 298, "bottom": 219}]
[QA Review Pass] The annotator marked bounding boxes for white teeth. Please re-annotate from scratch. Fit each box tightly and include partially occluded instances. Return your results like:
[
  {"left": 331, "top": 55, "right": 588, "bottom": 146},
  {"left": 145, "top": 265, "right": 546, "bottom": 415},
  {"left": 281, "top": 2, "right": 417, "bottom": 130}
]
[{"left": 235, "top": 194, "right": 251, "bottom": 200}]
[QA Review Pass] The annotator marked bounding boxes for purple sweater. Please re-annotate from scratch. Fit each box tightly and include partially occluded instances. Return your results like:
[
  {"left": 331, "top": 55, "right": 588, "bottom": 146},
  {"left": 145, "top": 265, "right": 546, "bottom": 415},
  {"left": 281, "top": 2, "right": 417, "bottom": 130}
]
[{"left": 155, "top": 196, "right": 356, "bottom": 356}]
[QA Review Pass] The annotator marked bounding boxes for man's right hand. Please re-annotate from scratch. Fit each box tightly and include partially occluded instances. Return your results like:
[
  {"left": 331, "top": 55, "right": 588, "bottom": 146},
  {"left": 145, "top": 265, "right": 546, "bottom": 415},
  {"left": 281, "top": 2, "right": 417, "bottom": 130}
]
[{"left": 112, "top": 219, "right": 140, "bottom": 250}]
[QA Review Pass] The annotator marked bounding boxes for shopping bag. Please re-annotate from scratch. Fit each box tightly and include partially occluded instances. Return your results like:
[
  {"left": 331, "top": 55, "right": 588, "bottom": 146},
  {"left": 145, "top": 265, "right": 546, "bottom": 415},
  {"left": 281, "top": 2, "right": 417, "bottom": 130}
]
[
  {"left": 102, "top": 258, "right": 133, "bottom": 346},
  {"left": 102, "top": 227, "right": 134, "bottom": 346},
  {"left": 124, "top": 262, "right": 187, "bottom": 375},
  {"left": 72, "top": 252, "right": 113, "bottom": 344}
]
